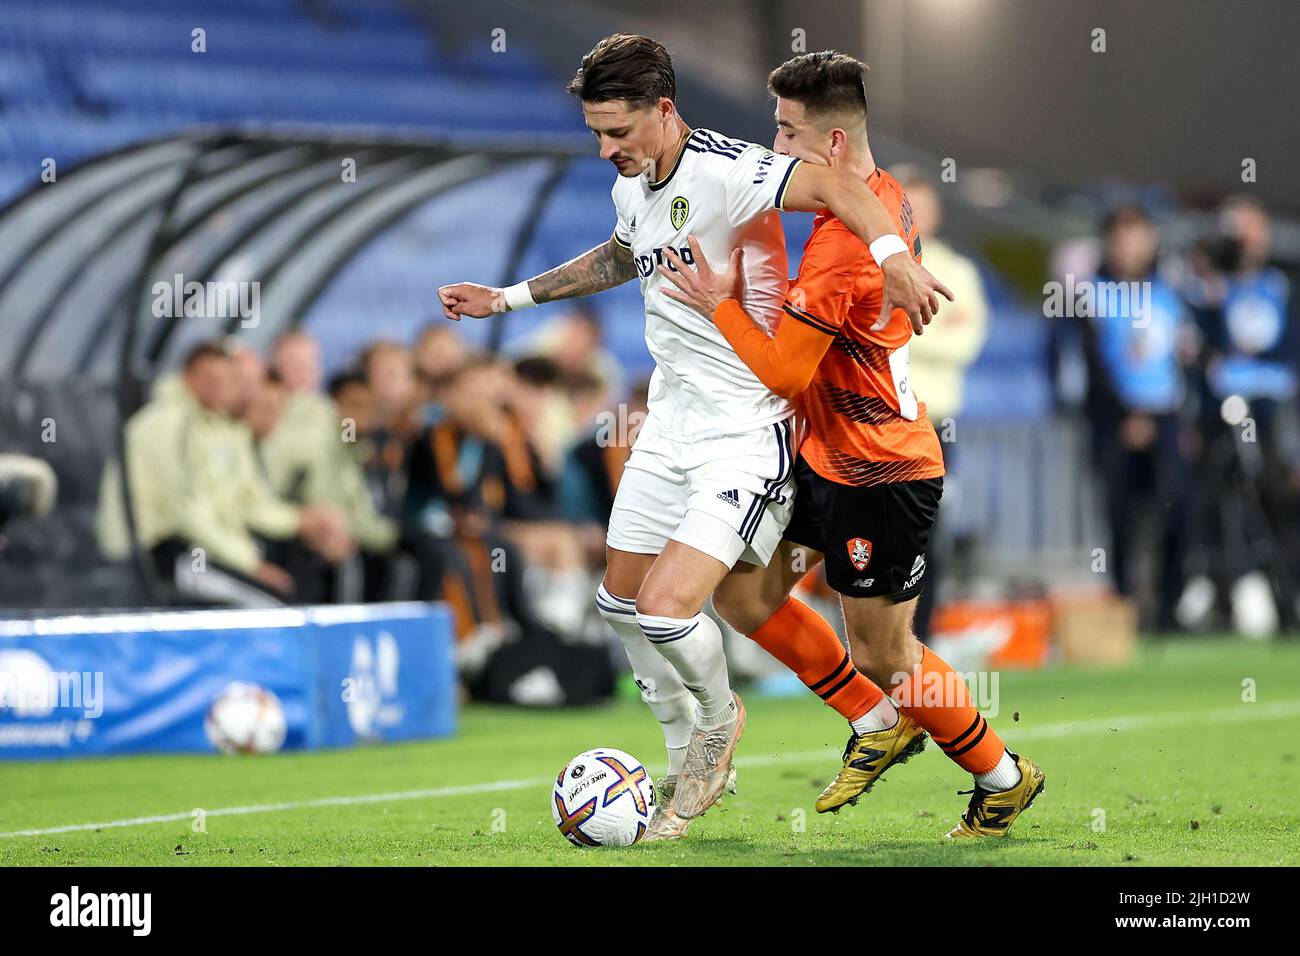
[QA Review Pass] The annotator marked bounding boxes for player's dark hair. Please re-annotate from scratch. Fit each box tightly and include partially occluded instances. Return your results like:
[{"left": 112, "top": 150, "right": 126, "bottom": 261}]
[
  {"left": 566, "top": 34, "right": 675, "bottom": 109},
  {"left": 768, "top": 51, "right": 869, "bottom": 126}
]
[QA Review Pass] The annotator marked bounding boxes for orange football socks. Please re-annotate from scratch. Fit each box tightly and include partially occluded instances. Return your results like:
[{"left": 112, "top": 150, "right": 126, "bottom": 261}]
[
  {"left": 891, "top": 645, "right": 1006, "bottom": 775},
  {"left": 748, "top": 597, "right": 883, "bottom": 721}
]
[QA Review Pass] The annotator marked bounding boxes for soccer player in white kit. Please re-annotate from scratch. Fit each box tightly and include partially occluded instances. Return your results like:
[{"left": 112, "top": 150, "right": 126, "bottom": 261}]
[{"left": 439, "top": 34, "right": 951, "bottom": 839}]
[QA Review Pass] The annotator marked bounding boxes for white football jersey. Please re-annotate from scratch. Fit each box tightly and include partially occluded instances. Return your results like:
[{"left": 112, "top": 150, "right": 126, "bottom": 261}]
[{"left": 611, "top": 128, "right": 803, "bottom": 440}]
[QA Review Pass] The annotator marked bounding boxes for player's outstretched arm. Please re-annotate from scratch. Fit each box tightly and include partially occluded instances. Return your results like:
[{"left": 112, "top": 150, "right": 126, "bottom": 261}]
[
  {"left": 781, "top": 164, "right": 954, "bottom": 334},
  {"left": 659, "top": 237, "right": 829, "bottom": 399},
  {"left": 438, "top": 236, "right": 636, "bottom": 320}
]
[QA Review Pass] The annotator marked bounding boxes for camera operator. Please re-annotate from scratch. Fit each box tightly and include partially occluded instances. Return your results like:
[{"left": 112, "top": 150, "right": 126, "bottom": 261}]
[{"left": 1184, "top": 196, "right": 1299, "bottom": 634}]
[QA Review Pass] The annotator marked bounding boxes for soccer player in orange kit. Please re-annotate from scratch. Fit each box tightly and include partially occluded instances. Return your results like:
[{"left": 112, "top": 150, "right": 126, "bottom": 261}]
[
  {"left": 661, "top": 51, "right": 1045, "bottom": 838},
  {"left": 440, "top": 35, "right": 959, "bottom": 841}
]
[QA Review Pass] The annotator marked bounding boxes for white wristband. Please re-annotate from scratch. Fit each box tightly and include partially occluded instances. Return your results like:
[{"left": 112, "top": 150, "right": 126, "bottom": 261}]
[
  {"left": 868, "top": 234, "right": 909, "bottom": 266},
  {"left": 502, "top": 281, "right": 537, "bottom": 311}
]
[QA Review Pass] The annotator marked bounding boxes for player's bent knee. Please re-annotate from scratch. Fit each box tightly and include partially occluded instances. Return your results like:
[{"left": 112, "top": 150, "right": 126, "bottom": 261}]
[
  {"left": 634, "top": 572, "right": 713, "bottom": 620},
  {"left": 633, "top": 591, "right": 693, "bottom": 621},
  {"left": 712, "top": 589, "right": 780, "bottom": 636},
  {"left": 633, "top": 571, "right": 702, "bottom": 621},
  {"left": 712, "top": 568, "right": 789, "bottom": 635}
]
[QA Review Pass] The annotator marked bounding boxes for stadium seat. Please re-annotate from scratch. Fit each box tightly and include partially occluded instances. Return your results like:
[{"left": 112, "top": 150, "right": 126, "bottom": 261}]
[
  {"left": 0, "top": 0, "right": 578, "bottom": 206},
  {"left": 0, "top": 3, "right": 437, "bottom": 74}
]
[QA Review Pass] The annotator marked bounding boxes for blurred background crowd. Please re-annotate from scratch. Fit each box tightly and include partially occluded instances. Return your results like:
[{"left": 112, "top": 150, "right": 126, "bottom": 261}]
[
  {"left": 92, "top": 311, "right": 645, "bottom": 654},
  {"left": 51, "top": 178, "right": 1293, "bottom": 679},
  {"left": 1051, "top": 194, "right": 1299, "bottom": 639},
  {"left": 1, "top": 0, "right": 1297, "bottom": 704}
]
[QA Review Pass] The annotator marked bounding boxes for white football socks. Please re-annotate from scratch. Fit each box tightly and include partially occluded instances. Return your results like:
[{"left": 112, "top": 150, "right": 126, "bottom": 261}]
[
  {"left": 849, "top": 695, "right": 900, "bottom": 735},
  {"left": 635, "top": 608, "right": 735, "bottom": 728},
  {"left": 596, "top": 584, "right": 693, "bottom": 775},
  {"left": 975, "top": 750, "right": 1022, "bottom": 792}
]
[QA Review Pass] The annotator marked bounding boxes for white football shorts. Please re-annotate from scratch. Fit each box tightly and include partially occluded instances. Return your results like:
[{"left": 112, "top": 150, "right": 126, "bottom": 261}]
[{"left": 606, "top": 411, "right": 797, "bottom": 568}]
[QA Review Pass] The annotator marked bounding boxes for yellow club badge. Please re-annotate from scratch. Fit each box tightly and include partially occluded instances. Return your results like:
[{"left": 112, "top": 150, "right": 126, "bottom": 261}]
[{"left": 670, "top": 196, "right": 689, "bottom": 230}]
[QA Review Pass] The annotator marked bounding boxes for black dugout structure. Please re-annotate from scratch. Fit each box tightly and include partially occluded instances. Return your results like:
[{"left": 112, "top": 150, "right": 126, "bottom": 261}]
[{"left": 0, "top": 128, "right": 585, "bottom": 609}]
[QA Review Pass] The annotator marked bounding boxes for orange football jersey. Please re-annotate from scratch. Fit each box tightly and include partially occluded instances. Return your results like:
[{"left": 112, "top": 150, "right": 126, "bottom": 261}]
[{"left": 782, "top": 167, "right": 945, "bottom": 486}]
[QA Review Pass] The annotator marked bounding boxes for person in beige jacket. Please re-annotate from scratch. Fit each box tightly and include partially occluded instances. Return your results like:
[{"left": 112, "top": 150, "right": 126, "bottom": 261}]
[
  {"left": 261, "top": 333, "right": 404, "bottom": 598},
  {"left": 98, "top": 341, "right": 348, "bottom": 607},
  {"left": 899, "top": 175, "right": 990, "bottom": 427}
]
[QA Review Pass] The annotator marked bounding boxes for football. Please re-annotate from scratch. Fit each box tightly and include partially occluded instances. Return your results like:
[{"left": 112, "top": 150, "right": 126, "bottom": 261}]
[
  {"left": 204, "top": 682, "right": 288, "bottom": 755},
  {"left": 551, "top": 748, "right": 656, "bottom": 847}
]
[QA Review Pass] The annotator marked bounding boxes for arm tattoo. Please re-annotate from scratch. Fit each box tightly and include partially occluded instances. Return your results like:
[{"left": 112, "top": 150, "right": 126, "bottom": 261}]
[{"left": 527, "top": 238, "right": 637, "bottom": 304}]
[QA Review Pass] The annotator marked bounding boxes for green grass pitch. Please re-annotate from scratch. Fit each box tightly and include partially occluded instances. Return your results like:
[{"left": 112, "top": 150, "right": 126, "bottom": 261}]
[{"left": 1, "top": 637, "right": 1297, "bottom": 866}]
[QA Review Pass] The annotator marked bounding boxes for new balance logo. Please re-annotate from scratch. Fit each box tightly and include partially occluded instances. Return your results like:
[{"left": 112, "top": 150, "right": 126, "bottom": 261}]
[
  {"left": 716, "top": 489, "right": 741, "bottom": 508},
  {"left": 852, "top": 578, "right": 875, "bottom": 589},
  {"left": 848, "top": 747, "right": 887, "bottom": 772},
  {"left": 976, "top": 803, "right": 1017, "bottom": 830}
]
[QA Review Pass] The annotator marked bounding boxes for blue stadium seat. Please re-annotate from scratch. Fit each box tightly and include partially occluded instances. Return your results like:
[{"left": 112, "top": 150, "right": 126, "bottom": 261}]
[
  {"left": 72, "top": 59, "right": 576, "bottom": 131},
  {"left": 51, "top": 0, "right": 425, "bottom": 30},
  {"left": 0, "top": 162, "right": 36, "bottom": 203},
  {"left": 0, "top": 0, "right": 583, "bottom": 201},
  {"left": 0, "top": 3, "right": 437, "bottom": 74},
  {"left": 0, "top": 52, "right": 63, "bottom": 108},
  {"left": 0, "top": 109, "right": 194, "bottom": 170}
]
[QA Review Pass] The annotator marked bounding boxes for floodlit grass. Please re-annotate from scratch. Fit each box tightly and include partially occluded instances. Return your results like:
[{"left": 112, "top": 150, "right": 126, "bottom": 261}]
[{"left": 1, "top": 638, "right": 1296, "bottom": 866}]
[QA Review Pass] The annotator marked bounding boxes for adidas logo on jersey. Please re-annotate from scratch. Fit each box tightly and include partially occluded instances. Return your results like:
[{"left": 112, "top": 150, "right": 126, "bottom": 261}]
[{"left": 716, "top": 489, "right": 741, "bottom": 508}]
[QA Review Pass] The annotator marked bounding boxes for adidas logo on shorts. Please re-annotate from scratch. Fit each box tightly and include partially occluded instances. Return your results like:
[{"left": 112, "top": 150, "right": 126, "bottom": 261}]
[
  {"left": 716, "top": 489, "right": 741, "bottom": 508},
  {"left": 903, "top": 554, "right": 927, "bottom": 590}
]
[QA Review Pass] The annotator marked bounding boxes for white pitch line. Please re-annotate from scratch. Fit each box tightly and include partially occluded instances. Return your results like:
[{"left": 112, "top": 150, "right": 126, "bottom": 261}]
[
  {"left": 731, "top": 698, "right": 1300, "bottom": 764},
  {"left": 3, "top": 699, "right": 1296, "bottom": 840},
  {"left": 0, "top": 778, "right": 549, "bottom": 838}
]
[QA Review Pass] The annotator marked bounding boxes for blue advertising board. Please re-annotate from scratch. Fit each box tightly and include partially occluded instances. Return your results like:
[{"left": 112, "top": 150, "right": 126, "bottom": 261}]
[{"left": 0, "top": 602, "right": 456, "bottom": 760}]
